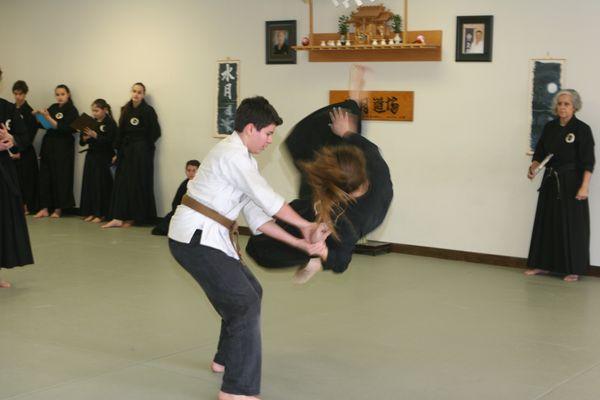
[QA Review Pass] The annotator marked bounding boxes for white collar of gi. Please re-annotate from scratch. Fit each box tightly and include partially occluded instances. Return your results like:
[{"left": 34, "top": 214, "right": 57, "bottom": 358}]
[{"left": 230, "top": 131, "right": 252, "bottom": 158}]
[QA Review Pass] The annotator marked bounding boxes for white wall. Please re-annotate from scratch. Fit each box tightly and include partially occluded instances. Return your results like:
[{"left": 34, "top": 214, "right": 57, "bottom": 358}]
[{"left": 1, "top": 0, "right": 599, "bottom": 265}]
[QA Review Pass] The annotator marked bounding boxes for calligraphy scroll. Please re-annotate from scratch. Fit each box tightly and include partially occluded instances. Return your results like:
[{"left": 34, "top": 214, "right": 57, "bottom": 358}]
[
  {"left": 215, "top": 59, "right": 240, "bottom": 137},
  {"left": 329, "top": 90, "right": 414, "bottom": 121},
  {"left": 527, "top": 58, "right": 565, "bottom": 154}
]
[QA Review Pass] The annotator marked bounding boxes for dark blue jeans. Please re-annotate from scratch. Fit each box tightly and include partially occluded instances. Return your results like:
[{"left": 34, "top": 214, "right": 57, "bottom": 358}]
[{"left": 169, "top": 231, "right": 262, "bottom": 396}]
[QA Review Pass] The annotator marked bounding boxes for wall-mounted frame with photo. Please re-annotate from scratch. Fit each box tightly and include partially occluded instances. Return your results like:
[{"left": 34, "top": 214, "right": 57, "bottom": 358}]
[
  {"left": 455, "top": 15, "right": 493, "bottom": 62},
  {"left": 266, "top": 20, "right": 297, "bottom": 65}
]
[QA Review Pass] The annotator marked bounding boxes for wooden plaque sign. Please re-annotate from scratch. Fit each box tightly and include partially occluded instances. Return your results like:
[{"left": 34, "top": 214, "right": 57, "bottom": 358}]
[{"left": 329, "top": 90, "right": 414, "bottom": 121}]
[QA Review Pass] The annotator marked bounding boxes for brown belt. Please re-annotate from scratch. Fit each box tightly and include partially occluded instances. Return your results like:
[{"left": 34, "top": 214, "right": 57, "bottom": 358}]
[{"left": 181, "top": 194, "right": 242, "bottom": 257}]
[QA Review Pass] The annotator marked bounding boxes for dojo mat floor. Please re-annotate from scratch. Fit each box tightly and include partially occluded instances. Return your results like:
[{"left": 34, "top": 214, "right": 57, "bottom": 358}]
[{"left": 1, "top": 217, "right": 600, "bottom": 400}]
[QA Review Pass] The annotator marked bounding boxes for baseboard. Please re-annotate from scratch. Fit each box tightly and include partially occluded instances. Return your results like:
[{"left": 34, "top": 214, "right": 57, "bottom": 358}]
[
  {"left": 238, "top": 226, "right": 600, "bottom": 277},
  {"left": 391, "top": 243, "right": 600, "bottom": 277}
]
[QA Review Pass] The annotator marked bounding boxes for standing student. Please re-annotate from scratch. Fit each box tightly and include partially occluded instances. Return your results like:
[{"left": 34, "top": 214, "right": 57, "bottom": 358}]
[
  {"left": 11, "top": 80, "right": 39, "bottom": 214},
  {"left": 525, "top": 89, "right": 595, "bottom": 282},
  {"left": 168, "top": 96, "right": 325, "bottom": 400},
  {"left": 79, "top": 99, "right": 117, "bottom": 223},
  {"left": 103, "top": 83, "right": 160, "bottom": 228},
  {"left": 151, "top": 159, "right": 200, "bottom": 236},
  {"left": 0, "top": 67, "right": 34, "bottom": 288},
  {"left": 34, "top": 84, "right": 78, "bottom": 218}
]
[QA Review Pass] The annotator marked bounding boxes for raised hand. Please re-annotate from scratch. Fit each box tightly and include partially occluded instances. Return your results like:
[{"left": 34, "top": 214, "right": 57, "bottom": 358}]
[{"left": 329, "top": 107, "right": 357, "bottom": 138}]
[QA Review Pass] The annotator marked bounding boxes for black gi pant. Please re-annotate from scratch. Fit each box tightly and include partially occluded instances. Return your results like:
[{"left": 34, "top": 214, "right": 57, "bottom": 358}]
[{"left": 169, "top": 230, "right": 262, "bottom": 396}]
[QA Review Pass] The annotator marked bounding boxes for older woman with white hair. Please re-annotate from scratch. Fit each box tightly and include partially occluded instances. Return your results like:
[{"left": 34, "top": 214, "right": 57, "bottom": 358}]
[{"left": 525, "top": 89, "right": 595, "bottom": 282}]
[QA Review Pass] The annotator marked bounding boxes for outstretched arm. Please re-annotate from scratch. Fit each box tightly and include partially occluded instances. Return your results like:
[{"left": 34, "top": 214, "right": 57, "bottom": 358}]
[{"left": 257, "top": 220, "right": 327, "bottom": 256}]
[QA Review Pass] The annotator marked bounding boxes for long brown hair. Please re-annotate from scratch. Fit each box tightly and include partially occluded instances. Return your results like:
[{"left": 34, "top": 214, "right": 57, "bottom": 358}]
[{"left": 299, "top": 145, "right": 368, "bottom": 240}]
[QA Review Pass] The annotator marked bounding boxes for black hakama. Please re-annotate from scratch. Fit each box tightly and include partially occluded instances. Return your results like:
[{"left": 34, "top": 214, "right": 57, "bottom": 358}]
[
  {"left": 38, "top": 102, "right": 78, "bottom": 211},
  {"left": 13, "top": 101, "right": 39, "bottom": 212},
  {"left": 527, "top": 116, "right": 595, "bottom": 275},
  {"left": 109, "top": 100, "right": 161, "bottom": 223},
  {"left": 79, "top": 117, "right": 117, "bottom": 218},
  {"left": 0, "top": 98, "right": 34, "bottom": 268},
  {"left": 246, "top": 100, "right": 393, "bottom": 273},
  {"left": 151, "top": 178, "right": 188, "bottom": 236}
]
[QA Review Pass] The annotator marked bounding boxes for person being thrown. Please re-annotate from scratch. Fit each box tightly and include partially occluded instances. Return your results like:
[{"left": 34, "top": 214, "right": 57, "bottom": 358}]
[{"left": 246, "top": 65, "right": 394, "bottom": 284}]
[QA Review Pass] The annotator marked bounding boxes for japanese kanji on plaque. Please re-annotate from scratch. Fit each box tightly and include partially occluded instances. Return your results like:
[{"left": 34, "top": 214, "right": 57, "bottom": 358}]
[
  {"left": 215, "top": 60, "right": 240, "bottom": 137},
  {"left": 329, "top": 90, "right": 414, "bottom": 122}
]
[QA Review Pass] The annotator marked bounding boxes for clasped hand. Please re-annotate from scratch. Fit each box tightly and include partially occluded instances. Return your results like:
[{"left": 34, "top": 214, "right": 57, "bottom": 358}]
[
  {"left": 299, "top": 223, "right": 331, "bottom": 258},
  {"left": 0, "top": 123, "right": 15, "bottom": 151},
  {"left": 83, "top": 127, "right": 98, "bottom": 138}
]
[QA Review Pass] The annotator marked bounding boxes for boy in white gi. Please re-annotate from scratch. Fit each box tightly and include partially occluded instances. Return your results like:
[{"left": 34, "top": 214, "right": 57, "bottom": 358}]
[{"left": 168, "top": 96, "right": 324, "bottom": 400}]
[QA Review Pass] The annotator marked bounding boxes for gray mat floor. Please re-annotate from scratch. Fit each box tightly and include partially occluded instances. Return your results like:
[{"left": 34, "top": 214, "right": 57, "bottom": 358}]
[{"left": 1, "top": 217, "right": 600, "bottom": 399}]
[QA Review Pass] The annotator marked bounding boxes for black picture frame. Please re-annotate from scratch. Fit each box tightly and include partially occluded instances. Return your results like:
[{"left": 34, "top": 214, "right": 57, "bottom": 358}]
[
  {"left": 266, "top": 20, "right": 296, "bottom": 65},
  {"left": 455, "top": 16, "right": 493, "bottom": 62}
]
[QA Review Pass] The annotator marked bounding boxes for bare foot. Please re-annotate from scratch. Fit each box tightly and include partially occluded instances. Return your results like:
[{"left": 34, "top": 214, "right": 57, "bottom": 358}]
[
  {"left": 122, "top": 220, "right": 134, "bottom": 228},
  {"left": 102, "top": 219, "right": 123, "bottom": 228},
  {"left": 218, "top": 391, "right": 260, "bottom": 400},
  {"left": 294, "top": 257, "right": 323, "bottom": 284},
  {"left": 524, "top": 269, "right": 548, "bottom": 276},
  {"left": 91, "top": 217, "right": 103, "bottom": 223},
  {"left": 0, "top": 279, "right": 11, "bottom": 289},
  {"left": 564, "top": 274, "right": 579, "bottom": 282},
  {"left": 211, "top": 361, "right": 225, "bottom": 373},
  {"left": 50, "top": 209, "right": 62, "bottom": 218},
  {"left": 34, "top": 208, "right": 49, "bottom": 218},
  {"left": 83, "top": 215, "right": 94, "bottom": 222}
]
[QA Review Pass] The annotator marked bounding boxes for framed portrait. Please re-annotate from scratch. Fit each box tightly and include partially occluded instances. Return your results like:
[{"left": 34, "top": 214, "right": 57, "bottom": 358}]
[
  {"left": 266, "top": 20, "right": 296, "bottom": 65},
  {"left": 215, "top": 59, "right": 240, "bottom": 138},
  {"left": 455, "top": 16, "right": 493, "bottom": 62}
]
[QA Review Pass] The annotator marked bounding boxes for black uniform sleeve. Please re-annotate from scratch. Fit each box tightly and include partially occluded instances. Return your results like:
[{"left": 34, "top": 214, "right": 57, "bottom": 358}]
[
  {"left": 78, "top": 133, "right": 88, "bottom": 147},
  {"left": 7, "top": 103, "right": 27, "bottom": 152},
  {"left": 55, "top": 105, "right": 79, "bottom": 134},
  {"left": 147, "top": 107, "right": 161, "bottom": 144},
  {"left": 577, "top": 123, "right": 595, "bottom": 173},
  {"left": 172, "top": 179, "right": 188, "bottom": 211},
  {"left": 533, "top": 122, "right": 550, "bottom": 163},
  {"left": 322, "top": 220, "right": 360, "bottom": 273},
  {"left": 114, "top": 114, "right": 124, "bottom": 151},
  {"left": 20, "top": 105, "right": 39, "bottom": 147}
]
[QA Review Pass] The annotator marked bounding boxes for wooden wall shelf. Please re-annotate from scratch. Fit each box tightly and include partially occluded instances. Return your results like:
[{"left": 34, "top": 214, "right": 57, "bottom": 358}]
[
  {"left": 300, "top": 1, "right": 442, "bottom": 63},
  {"left": 294, "top": 31, "right": 442, "bottom": 62}
]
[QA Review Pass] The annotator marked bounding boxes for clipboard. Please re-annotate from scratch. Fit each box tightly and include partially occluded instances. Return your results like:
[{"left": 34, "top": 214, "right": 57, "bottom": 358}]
[
  {"left": 71, "top": 113, "right": 98, "bottom": 132},
  {"left": 35, "top": 113, "right": 53, "bottom": 130}
]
